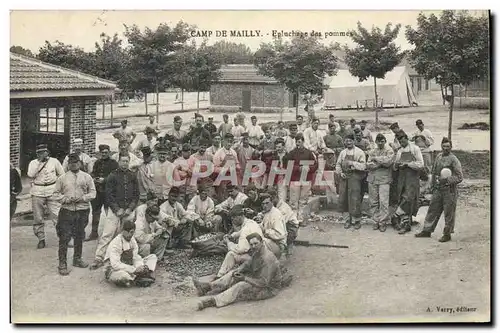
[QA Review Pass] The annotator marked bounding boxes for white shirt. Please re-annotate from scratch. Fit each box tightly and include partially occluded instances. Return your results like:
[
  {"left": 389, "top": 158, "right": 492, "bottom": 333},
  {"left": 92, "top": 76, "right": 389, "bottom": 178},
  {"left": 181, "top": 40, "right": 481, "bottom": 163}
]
[
  {"left": 394, "top": 143, "right": 425, "bottom": 170},
  {"left": 187, "top": 195, "right": 215, "bottom": 221},
  {"left": 231, "top": 125, "right": 245, "bottom": 139},
  {"left": 261, "top": 206, "right": 287, "bottom": 247},
  {"left": 247, "top": 124, "right": 265, "bottom": 146},
  {"left": 303, "top": 127, "right": 326, "bottom": 152},
  {"left": 105, "top": 234, "right": 143, "bottom": 274},
  {"left": 216, "top": 192, "right": 248, "bottom": 212},
  {"left": 231, "top": 218, "right": 263, "bottom": 255},
  {"left": 276, "top": 200, "right": 299, "bottom": 226},
  {"left": 62, "top": 152, "right": 92, "bottom": 172},
  {"left": 27, "top": 157, "right": 65, "bottom": 197},
  {"left": 111, "top": 152, "right": 142, "bottom": 171},
  {"left": 335, "top": 147, "right": 367, "bottom": 174},
  {"left": 411, "top": 129, "right": 434, "bottom": 152},
  {"left": 284, "top": 135, "right": 297, "bottom": 153}
]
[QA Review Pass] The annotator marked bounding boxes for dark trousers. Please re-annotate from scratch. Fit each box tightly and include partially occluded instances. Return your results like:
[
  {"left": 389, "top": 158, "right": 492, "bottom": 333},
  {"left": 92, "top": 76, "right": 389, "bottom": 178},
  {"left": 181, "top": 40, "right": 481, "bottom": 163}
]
[
  {"left": 10, "top": 197, "right": 17, "bottom": 220},
  {"left": 56, "top": 208, "right": 89, "bottom": 265},
  {"left": 286, "top": 222, "right": 299, "bottom": 246},
  {"left": 422, "top": 187, "right": 458, "bottom": 235},
  {"left": 90, "top": 191, "right": 106, "bottom": 234}
]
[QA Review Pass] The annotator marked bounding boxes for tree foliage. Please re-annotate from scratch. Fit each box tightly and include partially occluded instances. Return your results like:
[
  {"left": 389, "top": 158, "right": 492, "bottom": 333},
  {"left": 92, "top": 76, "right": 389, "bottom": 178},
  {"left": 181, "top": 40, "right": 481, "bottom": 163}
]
[
  {"left": 405, "top": 10, "right": 489, "bottom": 88},
  {"left": 405, "top": 10, "right": 490, "bottom": 139},
  {"left": 10, "top": 45, "right": 35, "bottom": 57},
  {"left": 254, "top": 35, "right": 339, "bottom": 102},
  {"left": 172, "top": 40, "right": 222, "bottom": 92},
  {"left": 345, "top": 22, "right": 405, "bottom": 82},
  {"left": 208, "top": 40, "right": 254, "bottom": 64},
  {"left": 37, "top": 41, "right": 95, "bottom": 74},
  {"left": 93, "top": 33, "right": 130, "bottom": 85},
  {"left": 123, "top": 21, "right": 195, "bottom": 94}
]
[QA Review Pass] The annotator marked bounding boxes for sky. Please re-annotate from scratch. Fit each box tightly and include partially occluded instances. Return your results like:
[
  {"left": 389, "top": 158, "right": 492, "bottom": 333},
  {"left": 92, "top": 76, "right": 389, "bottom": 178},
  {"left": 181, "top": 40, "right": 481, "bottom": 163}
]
[{"left": 9, "top": 10, "right": 469, "bottom": 53}]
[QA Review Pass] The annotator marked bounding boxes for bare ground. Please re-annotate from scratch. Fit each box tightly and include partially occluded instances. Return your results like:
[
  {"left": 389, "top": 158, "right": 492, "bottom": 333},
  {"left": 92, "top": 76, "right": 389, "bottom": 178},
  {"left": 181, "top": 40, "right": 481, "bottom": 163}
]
[{"left": 11, "top": 186, "right": 490, "bottom": 323}]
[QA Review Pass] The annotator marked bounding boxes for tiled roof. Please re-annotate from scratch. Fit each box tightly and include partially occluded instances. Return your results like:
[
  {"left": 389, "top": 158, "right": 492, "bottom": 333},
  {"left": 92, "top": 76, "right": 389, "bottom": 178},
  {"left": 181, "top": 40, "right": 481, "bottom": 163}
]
[
  {"left": 218, "top": 65, "right": 278, "bottom": 84},
  {"left": 10, "top": 53, "right": 117, "bottom": 92}
]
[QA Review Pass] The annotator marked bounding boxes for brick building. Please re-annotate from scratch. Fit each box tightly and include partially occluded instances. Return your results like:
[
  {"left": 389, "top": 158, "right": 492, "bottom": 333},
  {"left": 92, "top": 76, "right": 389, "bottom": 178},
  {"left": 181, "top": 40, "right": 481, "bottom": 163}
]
[
  {"left": 210, "top": 64, "right": 295, "bottom": 113},
  {"left": 10, "top": 53, "right": 116, "bottom": 173}
]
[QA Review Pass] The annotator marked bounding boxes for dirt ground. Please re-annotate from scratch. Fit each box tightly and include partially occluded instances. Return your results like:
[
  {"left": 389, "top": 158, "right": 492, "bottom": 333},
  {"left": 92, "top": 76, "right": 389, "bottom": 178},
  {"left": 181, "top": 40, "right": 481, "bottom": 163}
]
[{"left": 11, "top": 185, "right": 490, "bottom": 323}]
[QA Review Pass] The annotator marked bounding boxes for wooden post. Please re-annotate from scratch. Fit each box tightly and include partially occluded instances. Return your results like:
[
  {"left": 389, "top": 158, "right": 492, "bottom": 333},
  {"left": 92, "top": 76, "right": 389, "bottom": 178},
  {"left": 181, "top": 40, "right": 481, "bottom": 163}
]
[
  {"left": 448, "top": 85, "right": 454, "bottom": 140},
  {"left": 110, "top": 96, "right": 114, "bottom": 127},
  {"left": 155, "top": 82, "right": 160, "bottom": 126},
  {"left": 102, "top": 99, "right": 105, "bottom": 119},
  {"left": 181, "top": 88, "right": 184, "bottom": 112},
  {"left": 295, "top": 87, "right": 300, "bottom": 117}
]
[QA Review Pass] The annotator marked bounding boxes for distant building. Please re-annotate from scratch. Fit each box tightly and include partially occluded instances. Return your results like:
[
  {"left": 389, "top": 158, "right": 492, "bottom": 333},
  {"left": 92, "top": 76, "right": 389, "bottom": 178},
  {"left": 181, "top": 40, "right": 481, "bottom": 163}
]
[
  {"left": 10, "top": 53, "right": 116, "bottom": 173},
  {"left": 210, "top": 64, "right": 295, "bottom": 113}
]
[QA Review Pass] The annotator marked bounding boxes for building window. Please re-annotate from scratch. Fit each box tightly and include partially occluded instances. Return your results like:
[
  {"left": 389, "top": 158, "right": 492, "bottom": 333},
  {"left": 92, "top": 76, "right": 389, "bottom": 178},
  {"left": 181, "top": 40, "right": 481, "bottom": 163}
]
[{"left": 39, "top": 106, "right": 65, "bottom": 133}]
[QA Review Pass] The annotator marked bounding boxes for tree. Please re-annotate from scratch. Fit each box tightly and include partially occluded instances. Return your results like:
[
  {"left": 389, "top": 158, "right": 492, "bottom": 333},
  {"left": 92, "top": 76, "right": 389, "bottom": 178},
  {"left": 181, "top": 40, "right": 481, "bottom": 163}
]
[
  {"left": 209, "top": 40, "right": 254, "bottom": 64},
  {"left": 254, "top": 35, "right": 339, "bottom": 116},
  {"left": 344, "top": 22, "right": 405, "bottom": 127},
  {"left": 37, "top": 41, "right": 95, "bottom": 74},
  {"left": 172, "top": 40, "right": 222, "bottom": 111},
  {"left": 406, "top": 10, "right": 489, "bottom": 140},
  {"left": 93, "top": 33, "right": 130, "bottom": 87},
  {"left": 124, "top": 21, "right": 195, "bottom": 117},
  {"left": 10, "top": 45, "right": 35, "bottom": 57}
]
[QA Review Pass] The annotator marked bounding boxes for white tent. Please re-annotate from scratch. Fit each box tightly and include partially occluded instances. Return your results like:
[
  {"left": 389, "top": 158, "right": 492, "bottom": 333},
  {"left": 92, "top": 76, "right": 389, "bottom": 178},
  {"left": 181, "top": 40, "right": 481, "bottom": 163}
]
[{"left": 323, "top": 66, "right": 418, "bottom": 109}]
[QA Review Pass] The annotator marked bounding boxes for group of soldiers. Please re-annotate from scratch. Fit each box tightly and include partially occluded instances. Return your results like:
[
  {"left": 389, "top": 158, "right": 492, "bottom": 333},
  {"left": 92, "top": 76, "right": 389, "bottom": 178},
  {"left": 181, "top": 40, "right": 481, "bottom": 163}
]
[{"left": 12, "top": 109, "right": 464, "bottom": 310}]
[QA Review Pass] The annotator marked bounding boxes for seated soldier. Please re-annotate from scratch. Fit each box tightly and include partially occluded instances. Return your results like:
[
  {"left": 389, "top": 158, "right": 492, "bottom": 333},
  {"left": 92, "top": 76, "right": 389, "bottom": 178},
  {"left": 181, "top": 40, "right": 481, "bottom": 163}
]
[
  {"left": 268, "top": 188, "right": 299, "bottom": 256},
  {"left": 187, "top": 184, "right": 216, "bottom": 237},
  {"left": 242, "top": 183, "right": 261, "bottom": 219},
  {"left": 216, "top": 205, "right": 263, "bottom": 278},
  {"left": 104, "top": 220, "right": 157, "bottom": 288},
  {"left": 135, "top": 204, "right": 178, "bottom": 261},
  {"left": 212, "top": 184, "right": 248, "bottom": 233},
  {"left": 135, "top": 191, "right": 161, "bottom": 221},
  {"left": 159, "top": 186, "right": 199, "bottom": 248},
  {"left": 194, "top": 233, "right": 283, "bottom": 310},
  {"left": 257, "top": 193, "right": 287, "bottom": 259}
]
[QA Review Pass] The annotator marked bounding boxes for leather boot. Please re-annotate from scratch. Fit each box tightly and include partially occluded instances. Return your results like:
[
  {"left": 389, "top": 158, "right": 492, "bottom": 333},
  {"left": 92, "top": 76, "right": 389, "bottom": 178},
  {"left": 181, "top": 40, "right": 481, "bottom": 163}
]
[
  {"left": 415, "top": 231, "right": 432, "bottom": 238},
  {"left": 439, "top": 234, "right": 451, "bottom": 242},
  {"left": 85, "top": 232, "right": 99, "bottom": 242},
  {"left": 197, "top": 297, "right": 216, "bottom": 311},
  {"left": 73, "top": 258, "right": 89, "bottom": 268},
  {"left": 58, "top": 261, "right": 69, "bottom": 276},
  {"left": 37, "top": 240, "right": 46, "bottom": 249}
]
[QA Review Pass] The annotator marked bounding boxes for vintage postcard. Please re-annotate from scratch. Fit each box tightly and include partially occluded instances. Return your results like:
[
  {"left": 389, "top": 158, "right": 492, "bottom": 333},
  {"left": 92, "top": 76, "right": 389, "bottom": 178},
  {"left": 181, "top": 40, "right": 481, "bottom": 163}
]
[{"left": 9, "top": 10, "right": 490, "bottom": 323}]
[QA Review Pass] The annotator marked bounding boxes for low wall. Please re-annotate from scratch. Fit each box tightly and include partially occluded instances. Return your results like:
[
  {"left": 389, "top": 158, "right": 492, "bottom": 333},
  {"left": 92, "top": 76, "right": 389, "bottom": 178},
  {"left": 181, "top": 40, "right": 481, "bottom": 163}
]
[
  {"left": 209, "top": 106, "right": 284, "bottom": 114},
  {"left": 453, "top": 97, "right": 490, "bottom": 109}
]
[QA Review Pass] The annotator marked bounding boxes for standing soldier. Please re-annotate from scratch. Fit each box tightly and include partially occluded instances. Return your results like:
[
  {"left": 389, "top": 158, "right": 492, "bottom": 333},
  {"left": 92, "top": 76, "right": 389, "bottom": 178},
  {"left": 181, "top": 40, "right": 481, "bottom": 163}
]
[
  {"left": 53, "top": 154, "right": 96, "bottom": 275},
  {"left": 392, "top": 130, "right": 424, "bottom": 234},
  {"left": 411, "top": 119, "right": 434, "bottom": 170},
  {"left": 366, "top": 134, "right": 394, "bottom": 232},
  {"left": 335, "top": 134, "right": 367, "bottom": 229},
  {"left": 218, "top": 114, "right": 233, "bottom": 138},
  {"left": 87, "top": 144, "right": 119, "bottom": 241},
  {"left": 359, "top": 120, "right": 374, "bottom": 144},
  {"left": 27, "top": 144, "right": 65, "bottom": 249},
  {"left": 90, "top": 154, "right": 140, "bottom": 270},
  {"left": 113, "top": 119, "right": 136, "bottom": 151},
  {"left": 62, "top": 138, "right": 92, "bottom": 172},
  {"left": 247, "top": 116, "right": 265, "bottom": 148},
  {"left": 415, "top": 137, "right": 463, "bottom": 242},
  {"left": 285, "top": 133, "right": 318, "bottom": 226},
  {"left": 164, "top": 116, "right": 187, "bottom": 144},
  {"left": 204, "top": 116, "right": 218, "bottom": 137}
]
